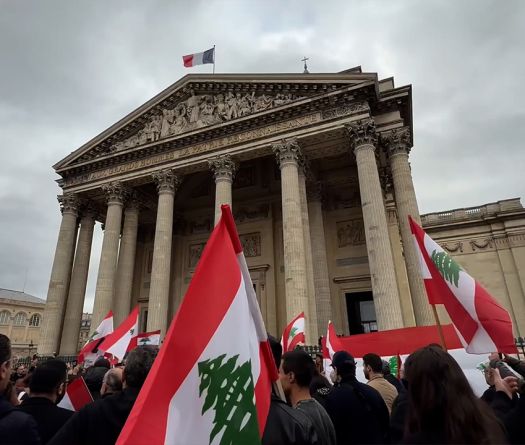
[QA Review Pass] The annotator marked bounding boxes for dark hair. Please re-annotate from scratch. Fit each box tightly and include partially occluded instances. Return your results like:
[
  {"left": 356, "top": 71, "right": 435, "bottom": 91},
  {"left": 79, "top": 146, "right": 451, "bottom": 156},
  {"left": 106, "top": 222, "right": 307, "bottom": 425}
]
[
  {"left": 94, "top": 357, "right": 110, "bottom": 369},
  {"left": 281, "top": 351, "right": 315, "bottom": 388},
  {"left": 363, "top": 353, "right": 383, "bottom": 374},
  {"left": 124, "top": 346, "right": 158, "bottom": 388},
  {"left": 404, "top": 345, "right": 505, "bottom": 444},
  {"left": 0, "top": 334, "right": 11, "bottom": 364},
  {"left": 30, "top": 360, "right": 67, "bottom": 394},
  {"left": 267, "top": 335, "right": 282, "bottom": 370}
]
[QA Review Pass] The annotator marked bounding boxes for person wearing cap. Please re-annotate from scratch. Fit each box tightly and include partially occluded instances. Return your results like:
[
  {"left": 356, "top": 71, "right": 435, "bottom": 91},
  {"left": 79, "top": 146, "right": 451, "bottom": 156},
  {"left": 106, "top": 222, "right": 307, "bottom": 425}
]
[{"left": 324, "top": 350, "right": 390, "bottom": 445}]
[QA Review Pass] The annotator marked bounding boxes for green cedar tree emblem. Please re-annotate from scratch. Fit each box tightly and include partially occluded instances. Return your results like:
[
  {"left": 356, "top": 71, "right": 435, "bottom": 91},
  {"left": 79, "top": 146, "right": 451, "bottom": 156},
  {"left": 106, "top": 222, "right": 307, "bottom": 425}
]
[
  {"left": 431, "top": 249, "right": 461, "bottom": 287},
  {"left": 388, "top": 356, "right": 398, "bottom": 376},
  {"left": 198, "top": 354, "right": 259, "bottom": 445},
  {"left": 289, "top": 326, "right": 298, "bottom": 339},
  {"left": 139, "top": 337, "right": 151, "bottom": 345},
  {"left": 87, "top": 331, "right": 99, "bottom": 342}
]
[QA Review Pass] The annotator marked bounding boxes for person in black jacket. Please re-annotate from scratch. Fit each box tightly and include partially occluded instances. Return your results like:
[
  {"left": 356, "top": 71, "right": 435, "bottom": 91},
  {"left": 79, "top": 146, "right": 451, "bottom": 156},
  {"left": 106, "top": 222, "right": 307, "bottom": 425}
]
[
  {"left": 18, "top": 359, "right": 73, "bottom": 444},
  {"left": 262, "top": 335, "right": 318, "bottom": 445},
  {"left": 49, "top": 346, "right": 158, "bottom": 445},
  {"left": 324, "top": 350, "right": 390, "bottom": 445},
  {"left": 83, "top": 357, "right": 110, "bottom": 400},
  {"left": 382, "top": 359, "right": 405, "bottom": 394},
  {"left": 0, "top": 334, "right": 40, "bottom": 445}
]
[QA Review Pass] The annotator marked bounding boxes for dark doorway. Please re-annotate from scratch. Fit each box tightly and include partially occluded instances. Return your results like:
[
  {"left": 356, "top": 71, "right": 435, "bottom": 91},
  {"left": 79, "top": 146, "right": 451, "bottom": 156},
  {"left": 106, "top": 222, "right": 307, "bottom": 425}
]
[{"left": 345, "top": 291, "right": 377, "bottom": 335}]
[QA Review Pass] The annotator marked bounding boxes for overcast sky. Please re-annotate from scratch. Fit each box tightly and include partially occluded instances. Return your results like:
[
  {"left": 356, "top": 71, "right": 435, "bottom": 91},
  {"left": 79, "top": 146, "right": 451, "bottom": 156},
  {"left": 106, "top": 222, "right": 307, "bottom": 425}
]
[{"left": 1, "top": 0, "right": 523, "bottom": 312}]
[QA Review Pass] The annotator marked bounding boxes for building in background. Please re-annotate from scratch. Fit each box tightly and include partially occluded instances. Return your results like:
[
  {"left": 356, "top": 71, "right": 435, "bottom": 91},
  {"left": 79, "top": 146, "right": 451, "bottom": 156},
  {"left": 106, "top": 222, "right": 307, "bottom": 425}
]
[
  {"left": 0, "top": 288, "right": 44, "bottom": 357},
  {"left": 39, "top": 67, "right": 525, "bottom": 355},
  {"left": 77, "top": 312, "right": 92, "bottom": 351}
]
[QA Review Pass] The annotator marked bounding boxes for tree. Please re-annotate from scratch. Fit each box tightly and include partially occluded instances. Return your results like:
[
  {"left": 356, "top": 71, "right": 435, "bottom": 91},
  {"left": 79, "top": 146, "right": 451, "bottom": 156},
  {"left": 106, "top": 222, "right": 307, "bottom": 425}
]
[
  {"left": 431, "top": 250, "right": 461, "bottom": 287},
  {"left": 198, "top": 354, "right": 259, "bottom": 445}
]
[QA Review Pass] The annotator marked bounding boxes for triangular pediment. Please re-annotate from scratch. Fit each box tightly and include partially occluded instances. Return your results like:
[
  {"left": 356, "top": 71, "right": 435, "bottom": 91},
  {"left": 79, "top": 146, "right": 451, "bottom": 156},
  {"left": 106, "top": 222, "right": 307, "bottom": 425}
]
[{"left": 54, "top": 72, "right": 380, "bottom": 171}]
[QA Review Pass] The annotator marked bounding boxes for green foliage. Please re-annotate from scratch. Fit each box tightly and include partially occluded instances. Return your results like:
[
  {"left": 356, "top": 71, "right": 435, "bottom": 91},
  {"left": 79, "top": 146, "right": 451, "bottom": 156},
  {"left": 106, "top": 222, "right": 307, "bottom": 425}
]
[
  {"left": 198, "top": 354, "right": 260, "bottom": 445},
  {"left": 388, "top": 356, "right": 398, "bottom": 376},
  {"left": 431, "top": 250, "right": 461, "bottom": 287}
]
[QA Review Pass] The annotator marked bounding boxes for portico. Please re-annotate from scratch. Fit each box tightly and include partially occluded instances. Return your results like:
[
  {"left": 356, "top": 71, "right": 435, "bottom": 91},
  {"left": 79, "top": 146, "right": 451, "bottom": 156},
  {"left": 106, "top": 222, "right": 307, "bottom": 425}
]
[{"left": 40, "top": 69, "right": 434, "bottom": 354}]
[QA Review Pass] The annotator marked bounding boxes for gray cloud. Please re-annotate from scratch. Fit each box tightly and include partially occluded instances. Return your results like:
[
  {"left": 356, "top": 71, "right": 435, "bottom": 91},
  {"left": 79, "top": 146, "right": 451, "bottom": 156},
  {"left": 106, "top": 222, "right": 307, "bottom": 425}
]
[{"left": 1, "top": 0, "right": 523, "bottom": 310}]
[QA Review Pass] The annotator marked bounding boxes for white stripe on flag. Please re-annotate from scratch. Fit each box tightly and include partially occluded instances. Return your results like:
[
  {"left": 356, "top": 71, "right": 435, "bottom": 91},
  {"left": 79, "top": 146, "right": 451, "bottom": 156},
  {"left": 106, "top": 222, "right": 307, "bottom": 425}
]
[
  {"left": 164, "top": 272, "right": 261, "bottom": 445},
  {"left": 57, "top": 393, "right": 74, "bottom": 411}
]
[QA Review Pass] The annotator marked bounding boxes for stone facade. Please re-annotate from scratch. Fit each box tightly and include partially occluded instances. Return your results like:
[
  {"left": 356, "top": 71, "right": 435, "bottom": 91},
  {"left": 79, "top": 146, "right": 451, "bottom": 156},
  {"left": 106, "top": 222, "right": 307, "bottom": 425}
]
[
  {"left": 0, "top": 288, "right": 44, "bottom": 357},
  {"left": 39, "top": 68, "right": 525, "bottom": 354}
]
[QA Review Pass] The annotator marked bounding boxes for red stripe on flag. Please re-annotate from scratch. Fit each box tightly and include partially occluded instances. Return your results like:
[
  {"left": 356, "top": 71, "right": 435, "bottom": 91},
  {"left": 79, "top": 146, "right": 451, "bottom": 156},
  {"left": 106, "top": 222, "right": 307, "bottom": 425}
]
[
  {"left": 68, "top": 377, "right": 93, "bottom": 411},
  {"left": 287, "top": 333, "right": 305, "bottom": 352},
  {"left": 221, "top": 204, "right": 243, "bottom": 254},
  {"left": 473, "top": 282, "right": 517, "bottom": 353},
  {"left": 254, "top": 342, "right": 274, "bottom": 435},
  {"left": 117, "top": 220, "right": 241, "bottom": 444},
  {"left": 410, "top": 217, "right": 478, "bottom": 343},
  {"left": 182, "top": 54, "right": 194, "bottom": 67}
]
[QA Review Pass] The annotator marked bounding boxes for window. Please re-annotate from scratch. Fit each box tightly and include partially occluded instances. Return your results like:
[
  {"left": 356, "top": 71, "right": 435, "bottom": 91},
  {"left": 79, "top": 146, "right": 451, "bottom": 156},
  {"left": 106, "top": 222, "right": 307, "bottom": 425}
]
[
  {"left": 0, "top": 311, "right": 10, "bottom": 325},
  {"left": 13, "top": 312, "right": 26, "bottom": 326},
  {"left": 29, "top": 314, "right": 41, "bottom": 327}
]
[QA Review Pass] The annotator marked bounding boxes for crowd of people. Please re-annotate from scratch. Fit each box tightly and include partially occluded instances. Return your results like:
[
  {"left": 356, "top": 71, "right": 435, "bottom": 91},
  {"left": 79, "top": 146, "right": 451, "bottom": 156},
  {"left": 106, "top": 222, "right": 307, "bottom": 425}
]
[{"left": 0, "top": 332, "right": 524, "bottom": 444}]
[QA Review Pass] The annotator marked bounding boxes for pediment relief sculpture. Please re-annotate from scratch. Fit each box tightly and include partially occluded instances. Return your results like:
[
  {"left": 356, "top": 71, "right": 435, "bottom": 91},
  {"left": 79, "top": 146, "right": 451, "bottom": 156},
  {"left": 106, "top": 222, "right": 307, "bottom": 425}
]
[{"left": 110, "top": 91, "right": 304, "bottom": 153}]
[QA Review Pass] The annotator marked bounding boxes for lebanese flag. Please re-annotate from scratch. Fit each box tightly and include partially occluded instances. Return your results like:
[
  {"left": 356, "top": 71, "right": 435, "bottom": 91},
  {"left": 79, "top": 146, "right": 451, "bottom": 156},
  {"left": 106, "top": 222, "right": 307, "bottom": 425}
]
[
  {"left": 182, "top": 47, "right": 215, "bottom": 67},
  {"left": 324, "top": 320, "right": 344, "bottom": 360},
  {"left": 127, "top": 330, "right": 161, "bottom": 352},
  {"left": 78, "top": 311, "right": 113, "bottom": 364},
  {"left": 117, "top": 205, "right": 277, "bottom": 445},
  {"left": 410, "top": 217, "right": 516, "bottom": 354},
  {"left": 98, "top": 306, "right": 139, "bottom": 361},
  {"left": 281, "top": 312, "right": 305, "bottom": 352},
  {"left": 58, "top": 376, "right": 93, "bottom": 411}
]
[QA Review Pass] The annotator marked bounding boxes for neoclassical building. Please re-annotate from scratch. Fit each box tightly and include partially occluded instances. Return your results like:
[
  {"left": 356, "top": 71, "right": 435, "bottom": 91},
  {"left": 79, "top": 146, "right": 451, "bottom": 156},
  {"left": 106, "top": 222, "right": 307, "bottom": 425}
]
[{"left": 39, "top": 67, "right": 525, "bottom": 355}]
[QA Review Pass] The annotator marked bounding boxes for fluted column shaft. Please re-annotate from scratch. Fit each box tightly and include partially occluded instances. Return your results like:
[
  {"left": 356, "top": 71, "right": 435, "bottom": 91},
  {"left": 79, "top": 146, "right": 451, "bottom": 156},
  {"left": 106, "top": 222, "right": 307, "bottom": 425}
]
[
  {"left": 387, "top": 128, "right": 434, "bottom": 325},
  {"left": 346, "top": 120, "right": 403, "bottom": 330},
  {"left": 307, "top": 184, "right": 333, "bottom": 335},
  {"left": 273, "top": 140, "right": 312, "bottom": 341},
  {"left": 91, "top": 182, "right": 127, "bottom": 331},
  {"left": 38, "top": 194, "right": 79, "bottom": 354},
  {"left": 209, "top": 155, "right": 236, "bottom": 226},
  {"left": 147, "top": 169, "right": 180, "bottom": 335},
  {"left": 114, "top": 200, "right": 140, "bottom": 325},
  {"left": 298, "top": 170, "right": 318, "bottom": 341},
  {"left": 59, "top": 211, "right": 96, "bottom": 354}
]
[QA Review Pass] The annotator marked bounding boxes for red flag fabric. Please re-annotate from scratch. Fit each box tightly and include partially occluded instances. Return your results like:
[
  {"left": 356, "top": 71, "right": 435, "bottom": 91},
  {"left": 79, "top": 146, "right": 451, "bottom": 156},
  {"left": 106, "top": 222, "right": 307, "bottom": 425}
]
[
  {"left": 98, "top": 307, "right": 139, "bottom": 361},
  {"left": 410, "top": 217, "right": 516, "bottom": 354},
  {"left": 127, "top": 330, "right": 161, "bottom": 352},
  {"left": 281, "top": 312, "right": 306, "bottom": 352},
  {"left": 325, "top": 324, "right": 462, "bottom": 358},
  {"left": 117, "top": 205, "right": 277, "bottom": 445},
  {"left": 57, "top": 376, "right": 93, "bottom": 411},
  {"left": 78, "top": 311, "right": 113, "bottom": 365}
]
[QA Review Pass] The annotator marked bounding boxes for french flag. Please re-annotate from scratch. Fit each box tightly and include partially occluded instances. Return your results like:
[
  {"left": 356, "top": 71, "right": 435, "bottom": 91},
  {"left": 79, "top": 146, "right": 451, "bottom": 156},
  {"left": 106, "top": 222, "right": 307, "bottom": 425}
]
[{"left": 182, "top": 47, "right": 215, "bottom": 68}]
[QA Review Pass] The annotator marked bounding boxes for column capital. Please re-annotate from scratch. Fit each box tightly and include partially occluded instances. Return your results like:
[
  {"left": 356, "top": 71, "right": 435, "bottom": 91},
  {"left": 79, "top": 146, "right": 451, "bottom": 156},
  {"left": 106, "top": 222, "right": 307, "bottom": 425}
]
[
  {"left": 79, "top": 201, "right": 98, "bottom": 220},
  {"left": 208, "top": 155, "right": 237, "bottom": 182},
  {"left": 344, "top": 118, "right": 377, "bottom": 151},
  {"left": 382, "top": 127, "right": 412, "bottom": 157},
  {"left": 58, "top": 193, "right": 80, "bottom": 215},
  {"left": 125, "top": 192, "right": 142, "bottom": 212},
  {"left": 152, "top": 169, "right": 182, "bottom": 194},
  {"left": 272, "top": 138, "right": 303, "bottom": 169},
  {"left": 102, "top": 181, "right": 129, "bottom": 205}
]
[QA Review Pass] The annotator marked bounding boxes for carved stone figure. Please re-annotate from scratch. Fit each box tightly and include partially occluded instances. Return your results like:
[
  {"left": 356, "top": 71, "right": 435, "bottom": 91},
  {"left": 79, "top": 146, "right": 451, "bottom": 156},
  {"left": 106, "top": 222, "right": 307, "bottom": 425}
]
[
  {"left": 337, "top": 219, "right": 366, "bottom": 247},
  {"left": 161, "top": 108, "right": 176, "bottom": 138}
]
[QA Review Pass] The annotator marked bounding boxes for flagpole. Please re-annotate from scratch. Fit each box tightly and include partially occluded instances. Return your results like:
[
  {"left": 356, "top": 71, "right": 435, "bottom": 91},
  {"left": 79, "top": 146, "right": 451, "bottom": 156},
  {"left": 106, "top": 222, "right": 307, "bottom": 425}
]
[
  {"left": 213, "top": 44, "right": 215, "bottom": 75},
  {"left": 431, "top": 304, "right": 448, "bottom": 350}
]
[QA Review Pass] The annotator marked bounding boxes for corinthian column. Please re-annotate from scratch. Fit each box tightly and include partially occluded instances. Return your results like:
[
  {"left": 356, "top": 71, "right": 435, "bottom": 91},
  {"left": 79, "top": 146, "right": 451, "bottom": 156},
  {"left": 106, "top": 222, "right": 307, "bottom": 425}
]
[
  {"left": 91, "top": 182, "right": 127, "bottom": 331},
  {"left": 147, "top": 169, "right": 181, "bottom": 335},
  {"left": 273, "top": 139, "right": 312, "bottom": 340},
  {"left": 298, "top": 165, "right": 318, "bottom": 341},
  {"left": 59, "top": 206, "right": 96, "bottom": 354},
  {"left": 113, "top": 196, "right": 140, "bottom": 325},
  {"left": 307, "top": 182, "right": 333, "bottom": 335},
  {"left": 209, "top": 155, "right": 237, "bottom": 225},
  {"left": 345, "top": 120, "right": 403, "bottom": 330},
  {"left": 38, "top": 194, "right": 79, "bottom": 354},
  {"left": 386, "top": 128, "right": 433, "bottom": 326}
]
